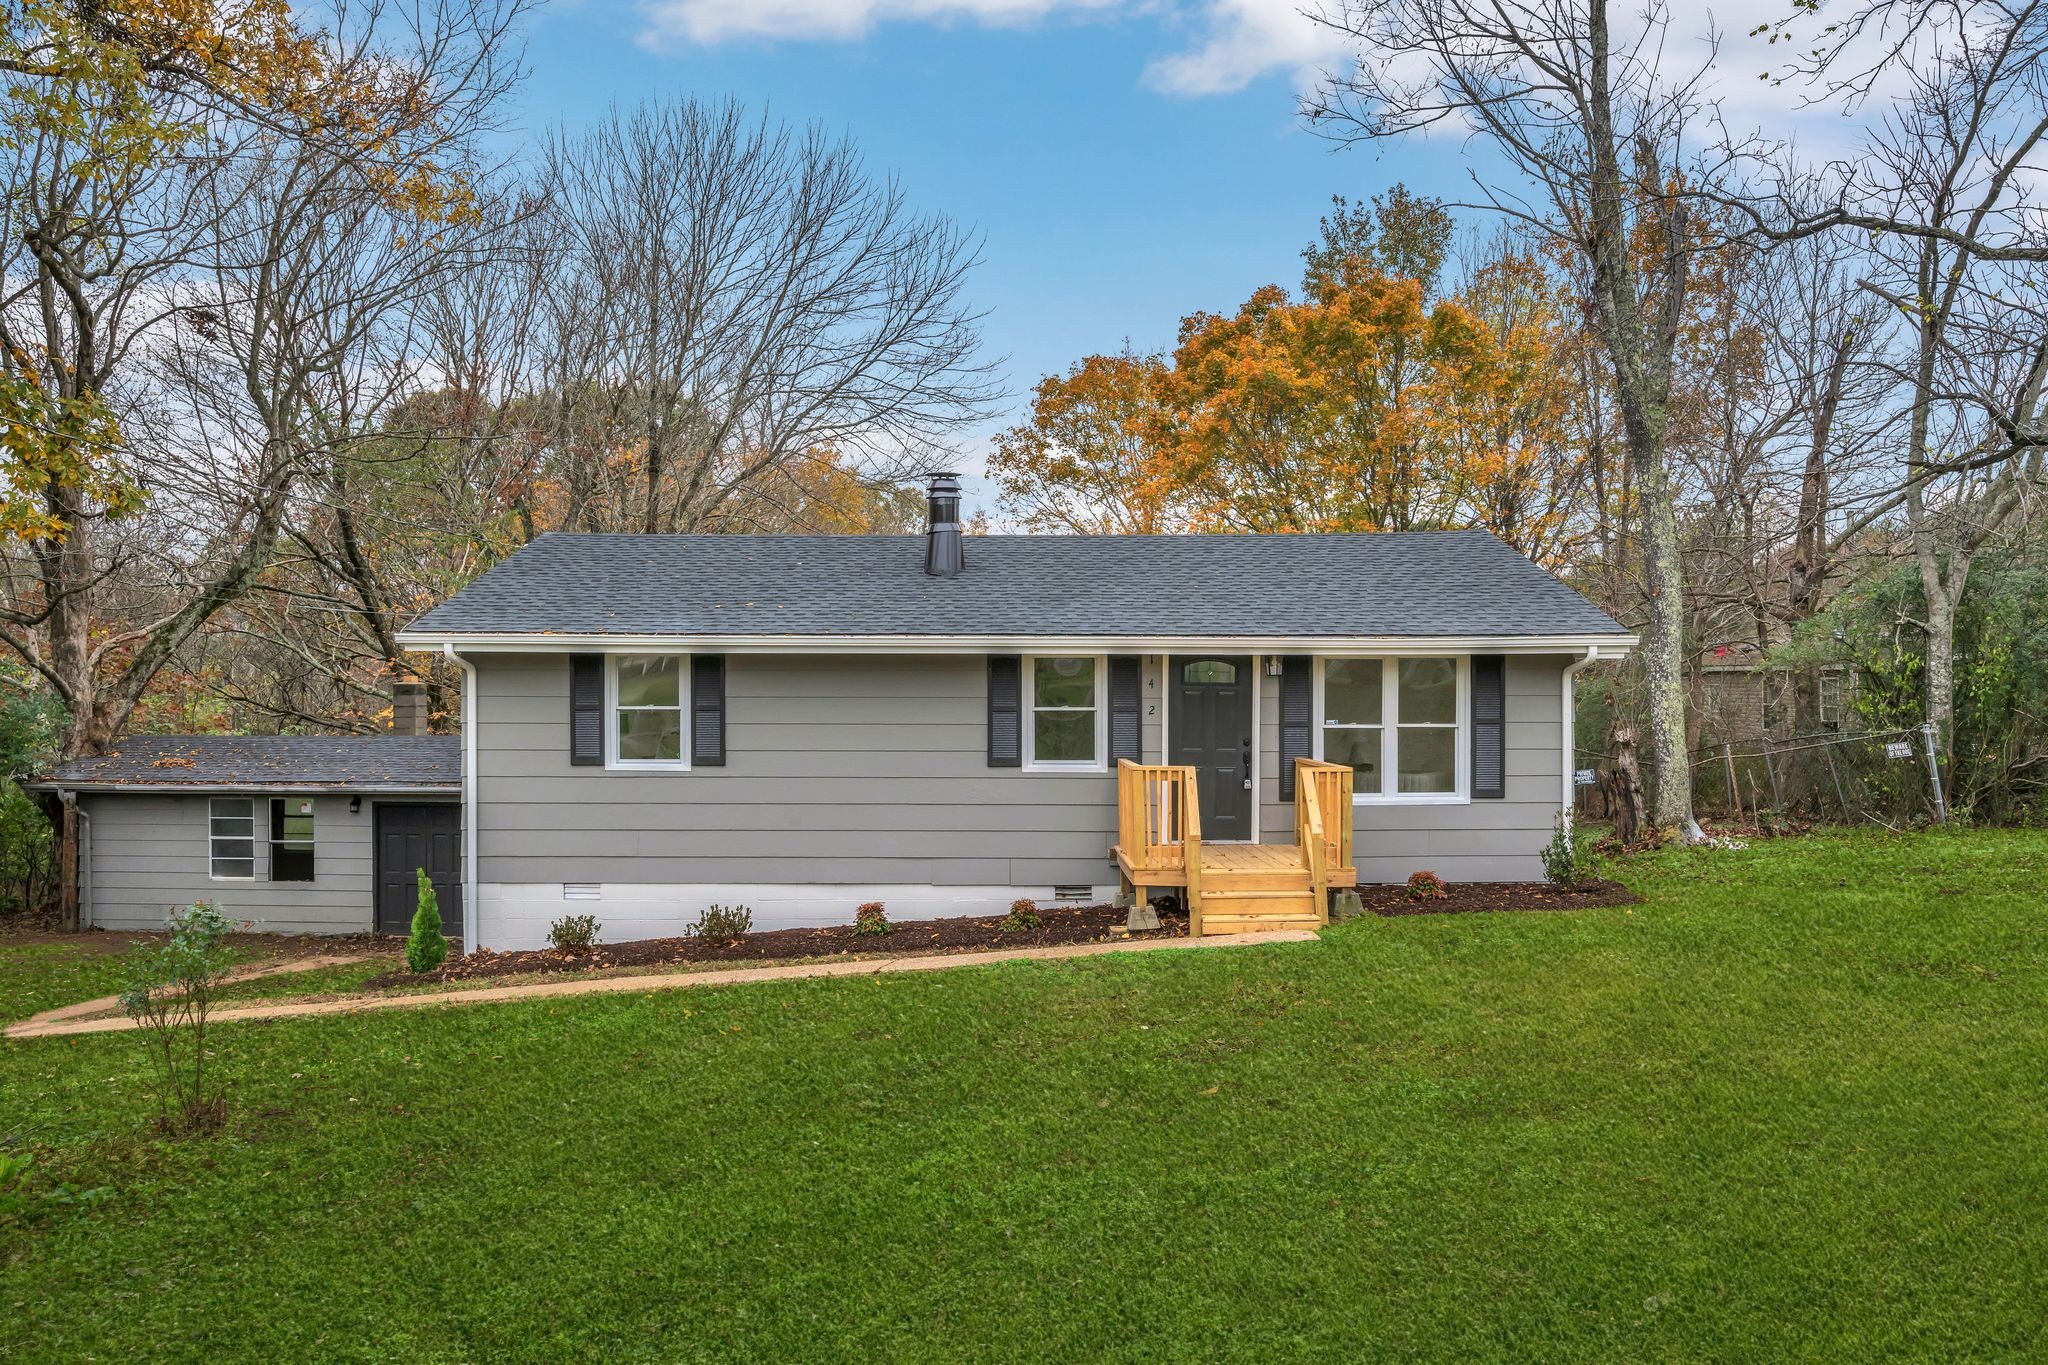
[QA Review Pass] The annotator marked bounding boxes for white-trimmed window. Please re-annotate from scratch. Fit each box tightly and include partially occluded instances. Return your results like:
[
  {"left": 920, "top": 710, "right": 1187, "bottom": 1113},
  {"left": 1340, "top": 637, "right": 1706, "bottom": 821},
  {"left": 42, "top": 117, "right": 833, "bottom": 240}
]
[
  {"left": 1315, "top": 656, "right": 1468, "bottom": 802},
  {"left": 209, "top": 796, "right": 256, "bottom": 879},
  {"left": 607, "top": 653, "right": 689, "bottom": 769},
  {"left": 1023, "top": 654, "right": 1106, "bottom": 770}
]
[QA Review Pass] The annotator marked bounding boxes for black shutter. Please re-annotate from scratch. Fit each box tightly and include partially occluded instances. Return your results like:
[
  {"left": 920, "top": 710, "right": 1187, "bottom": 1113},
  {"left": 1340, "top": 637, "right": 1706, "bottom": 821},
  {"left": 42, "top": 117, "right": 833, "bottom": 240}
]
[
  {"left": 987, "top": 655, "right": 1022, "bottom": 767},
  {"left": 1472, "top": 654, "right": 1506, "bottom": 799},
  {"left": 691, "top": 655, "right": 726, "bottom": 767},
  {"left": 1108, "top": 656, "right": 1142, "bottom": 763},
  {"left": 569, "top": 654, "right": 604, "bottom": 766},
  {"left": 1278, "top": 655, "right": 1312, "bottom": 800}
]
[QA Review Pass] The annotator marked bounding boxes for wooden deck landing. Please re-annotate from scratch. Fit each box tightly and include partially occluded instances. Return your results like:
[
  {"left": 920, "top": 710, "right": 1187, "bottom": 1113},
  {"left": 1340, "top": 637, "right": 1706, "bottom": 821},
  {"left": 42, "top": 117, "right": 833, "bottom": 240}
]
[{"left": 1113, "top": 759, "right": 1357, "bottom": 935}]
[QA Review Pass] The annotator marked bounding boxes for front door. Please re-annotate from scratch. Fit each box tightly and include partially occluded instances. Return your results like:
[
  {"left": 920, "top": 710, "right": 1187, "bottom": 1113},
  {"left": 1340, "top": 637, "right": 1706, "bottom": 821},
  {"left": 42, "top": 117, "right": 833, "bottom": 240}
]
[
  {"left": 1169, "top": 656, "right": 1255, "bottom": 842},
  {"left": 375, "top": 803, "right": 463, "bottom": 936}
]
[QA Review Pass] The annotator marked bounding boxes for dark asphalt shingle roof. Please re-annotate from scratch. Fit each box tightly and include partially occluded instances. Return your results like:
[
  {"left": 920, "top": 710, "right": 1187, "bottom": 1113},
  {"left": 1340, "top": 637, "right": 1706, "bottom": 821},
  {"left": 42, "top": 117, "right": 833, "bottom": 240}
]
[
  {"left": 402, "top": 531, "right": 1628, "bottom": 640},
  {"left": 34, "top": 736, "right": 461, "bottom": 790}
]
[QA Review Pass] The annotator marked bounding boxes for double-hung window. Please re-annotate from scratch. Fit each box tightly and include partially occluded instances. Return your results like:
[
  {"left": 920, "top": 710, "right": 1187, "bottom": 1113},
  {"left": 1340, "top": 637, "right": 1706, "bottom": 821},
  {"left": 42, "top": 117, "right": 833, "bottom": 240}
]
[
  {"left": 1316, "top": 656, "right": 1468, "bottom": 801},
  {"left": 1024, "top": 655, "right": 1105, "bottom": 770},
  {"left": 608, "top": 654, "right": 688, "bottom": 768},
  {"left": 209, "top": 797, "right": 256, "bottom": 880}
]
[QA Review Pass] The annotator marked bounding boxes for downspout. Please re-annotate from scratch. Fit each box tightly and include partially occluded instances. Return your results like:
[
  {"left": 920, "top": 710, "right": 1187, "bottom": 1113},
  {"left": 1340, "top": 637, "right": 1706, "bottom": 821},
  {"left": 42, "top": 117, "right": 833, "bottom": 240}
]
[
  {"left": 1561, "top": 646, "right": 1600, "bottom": 827},
  {"left": 444, "top": 643, "right": 480, "bottom": 957}
]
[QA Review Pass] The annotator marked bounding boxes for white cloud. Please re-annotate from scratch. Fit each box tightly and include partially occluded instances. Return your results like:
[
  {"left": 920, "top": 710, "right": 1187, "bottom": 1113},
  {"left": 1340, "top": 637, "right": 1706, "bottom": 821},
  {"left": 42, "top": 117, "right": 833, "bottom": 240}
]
[
  {"left": 631, "top": 0, "right": 1938, "bottom": 149},
  {"left": 638, "top": 0, "right": 1121, "bottom": 46},
  {"left": 1141, "top": 0, "right": 1349, "bottom": 96}
]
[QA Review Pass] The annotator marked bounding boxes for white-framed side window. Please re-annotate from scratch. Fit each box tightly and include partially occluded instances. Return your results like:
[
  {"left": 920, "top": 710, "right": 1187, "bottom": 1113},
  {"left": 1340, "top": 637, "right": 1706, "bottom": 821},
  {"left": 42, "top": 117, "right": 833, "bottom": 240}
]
[
  {"left": 607, "top": 652, "right": 690, "bottom": 770},
  {"left": 1314, "top": 655, "right": 1469, "bottom": 803},
  {"left": 209, "top": 796, "right": 256, "bottom": 880},
  {"left": 1023, "top": 654, "right": 1107, "bottom": 771}
]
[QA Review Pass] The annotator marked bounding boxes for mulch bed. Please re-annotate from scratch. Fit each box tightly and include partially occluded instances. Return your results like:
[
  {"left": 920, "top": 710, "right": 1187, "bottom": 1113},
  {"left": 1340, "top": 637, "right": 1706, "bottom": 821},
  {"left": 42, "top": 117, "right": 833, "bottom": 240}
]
[
  {"left": 365, "top": 902, "right": 1188, "bottom": 987},
  {"left": 1359, "top": 879, "right": 1640, "bottom": 917}
]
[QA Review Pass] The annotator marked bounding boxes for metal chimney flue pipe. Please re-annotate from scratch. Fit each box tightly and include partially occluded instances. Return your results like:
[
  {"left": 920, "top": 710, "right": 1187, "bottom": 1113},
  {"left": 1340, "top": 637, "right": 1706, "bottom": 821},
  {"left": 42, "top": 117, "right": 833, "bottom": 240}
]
[{"left": 923, "top": 471, "right": 964, "bottom": 577}]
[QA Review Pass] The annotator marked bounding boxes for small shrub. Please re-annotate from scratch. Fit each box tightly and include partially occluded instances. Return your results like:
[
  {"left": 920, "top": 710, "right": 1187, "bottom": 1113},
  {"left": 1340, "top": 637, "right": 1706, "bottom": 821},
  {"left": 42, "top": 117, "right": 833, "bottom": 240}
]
[
  {"left": 1405, "top": 871, "right": 1448, "bottom": 901},
  {"left": 1541, "top": 814, "right": 1596, "bottom": 888},
  {"left": 407, "top": 868, "right": 447, "bottom": 974},
  {"left": 690, "top": 903, "right": 753, "bottom": 939},
  {"left": 548, "top": 914, "right": 601, "bottom": 951},
  {"left": 854, "top": 901, "right": 890, "bottom": 936},
  {"left": 120, "top": 902, "right": 240, "bottom": 1132},
  {"left": 1001, "top": 897, "right": 1043, "bottom": 932}
]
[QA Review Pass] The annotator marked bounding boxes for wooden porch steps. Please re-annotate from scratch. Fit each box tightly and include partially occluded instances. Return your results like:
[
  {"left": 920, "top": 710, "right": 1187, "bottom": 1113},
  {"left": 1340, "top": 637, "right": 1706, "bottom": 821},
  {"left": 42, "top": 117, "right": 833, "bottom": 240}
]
[
  {"left": 1197, "top": 847, "right": 1318, "bottom": 933},
  {"left": 1114, "top": 758, "right": 1356, "bottom": 938}
]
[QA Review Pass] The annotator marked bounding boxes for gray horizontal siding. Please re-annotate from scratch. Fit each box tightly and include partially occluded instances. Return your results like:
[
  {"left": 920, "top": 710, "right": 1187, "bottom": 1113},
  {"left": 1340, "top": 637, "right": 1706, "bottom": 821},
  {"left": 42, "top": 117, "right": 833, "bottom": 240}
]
[
  {"left": 470, "top": 650, "right": 1570, "bottom": 893},
  {"left": 78, "top": 792, "right": 446, "bottom": 934},
  {"left": 472, "top": 653, "right": 1120, "bottom": 887},
  {"left": 1257, "top": 653, "right": 1568, "bottom": 883}
]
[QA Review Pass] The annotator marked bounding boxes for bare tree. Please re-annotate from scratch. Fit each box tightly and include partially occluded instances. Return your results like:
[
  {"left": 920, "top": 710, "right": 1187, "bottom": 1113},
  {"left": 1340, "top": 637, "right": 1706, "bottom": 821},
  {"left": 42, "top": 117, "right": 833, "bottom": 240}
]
[
  {"left": 1734, "top": 2, "right": 2048, "bottom": 762},
  {"left": 535, "top": 98, "right": 998, "bottom": 534},
  {"left": 0, "top": 0, "right": 526, "bottom": 757},
  {"left": 1307, "top": 0, "right": 1718, "bottom": 837}
]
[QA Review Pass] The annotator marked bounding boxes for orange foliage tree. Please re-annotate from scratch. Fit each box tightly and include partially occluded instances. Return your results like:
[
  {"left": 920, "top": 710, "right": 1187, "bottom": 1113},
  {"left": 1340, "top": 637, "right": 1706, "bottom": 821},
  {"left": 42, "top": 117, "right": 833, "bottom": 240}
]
[
  {"left": 993, "top": 190, "right": 1590, "bottom": 562},
  {"left": 987, "top": 349, "right": 1185, "bottom": 534}
]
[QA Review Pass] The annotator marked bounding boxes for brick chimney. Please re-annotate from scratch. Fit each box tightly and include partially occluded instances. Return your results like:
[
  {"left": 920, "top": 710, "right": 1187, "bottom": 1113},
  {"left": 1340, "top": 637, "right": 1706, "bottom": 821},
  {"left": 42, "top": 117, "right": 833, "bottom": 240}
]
[{"left": 391, "top": 678, "right": 430, "bottom": 736}]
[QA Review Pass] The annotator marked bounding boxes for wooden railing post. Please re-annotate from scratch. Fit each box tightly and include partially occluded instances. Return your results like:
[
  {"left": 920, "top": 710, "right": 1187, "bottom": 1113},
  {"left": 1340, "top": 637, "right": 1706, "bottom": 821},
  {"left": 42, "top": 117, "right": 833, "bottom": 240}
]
[{"left": 1183, "top": 775, "right": 1203, "bottom": 936}]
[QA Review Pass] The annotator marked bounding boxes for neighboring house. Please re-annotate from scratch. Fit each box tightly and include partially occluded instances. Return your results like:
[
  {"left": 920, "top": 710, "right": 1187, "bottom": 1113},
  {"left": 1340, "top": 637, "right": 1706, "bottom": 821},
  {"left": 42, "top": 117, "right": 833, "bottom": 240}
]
[
  {"left": 29, "top": 726, "right": 463, "bottom": 937},
  {"left": 389, "top": 476, "right": 1635, "bottom": 953},
  {"left": 1695, "top": 642, "right": 1848, "bottom": 746}
]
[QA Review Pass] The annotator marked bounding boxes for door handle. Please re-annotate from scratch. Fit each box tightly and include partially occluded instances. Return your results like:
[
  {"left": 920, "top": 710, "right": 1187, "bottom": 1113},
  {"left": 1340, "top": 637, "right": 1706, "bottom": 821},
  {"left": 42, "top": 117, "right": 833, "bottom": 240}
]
[{"left": 1242, "top": 740, "right": 1253, "bottom": 789}]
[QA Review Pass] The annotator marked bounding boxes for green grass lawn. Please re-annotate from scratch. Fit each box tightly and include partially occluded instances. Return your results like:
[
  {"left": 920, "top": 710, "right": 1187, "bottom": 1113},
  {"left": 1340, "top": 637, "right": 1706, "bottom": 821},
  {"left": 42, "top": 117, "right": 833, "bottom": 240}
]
[{"left": 3, "top": 828, "right": 2045, "bottom": 1360}]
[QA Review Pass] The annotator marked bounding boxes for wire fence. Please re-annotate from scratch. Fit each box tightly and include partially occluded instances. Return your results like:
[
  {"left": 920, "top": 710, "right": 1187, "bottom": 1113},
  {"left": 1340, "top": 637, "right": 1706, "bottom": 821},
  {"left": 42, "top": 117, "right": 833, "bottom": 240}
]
[{"left": 1575, "top": 724, "right": 1949, "bottom": 829}]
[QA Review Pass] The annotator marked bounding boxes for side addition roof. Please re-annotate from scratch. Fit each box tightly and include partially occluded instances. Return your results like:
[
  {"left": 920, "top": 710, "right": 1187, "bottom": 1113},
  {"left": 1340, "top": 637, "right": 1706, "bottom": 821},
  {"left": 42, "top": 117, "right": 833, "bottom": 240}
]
[
  {"left": 30, "top": 735, "right": 462, "bottom": 793},
  {"left": 398, "top": 530, "right": 1632, "bottom": 647}
]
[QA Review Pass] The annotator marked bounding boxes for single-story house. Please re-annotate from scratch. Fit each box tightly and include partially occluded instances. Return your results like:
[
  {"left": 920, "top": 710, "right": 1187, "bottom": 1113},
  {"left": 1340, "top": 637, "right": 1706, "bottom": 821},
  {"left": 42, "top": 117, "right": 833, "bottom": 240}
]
[
  {"left": 34, "top": 478, "right": 1635, "bottom": 951},
  {"left": 30, "top": 731, "right": 462, "bottom": 937},
  {"left": 392, "top": 476, "right": 1634, "bottom": 952}
]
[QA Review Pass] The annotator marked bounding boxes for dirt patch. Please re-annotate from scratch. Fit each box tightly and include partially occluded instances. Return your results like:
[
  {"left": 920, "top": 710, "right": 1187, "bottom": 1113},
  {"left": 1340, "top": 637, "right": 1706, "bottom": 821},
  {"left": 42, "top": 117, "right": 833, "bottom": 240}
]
[
  {"left": 1359, "top": 879, "right": 1640, "bottom": 917},
  {"left": 366, "top": 903, "right": 1185, "bottom": 987}
]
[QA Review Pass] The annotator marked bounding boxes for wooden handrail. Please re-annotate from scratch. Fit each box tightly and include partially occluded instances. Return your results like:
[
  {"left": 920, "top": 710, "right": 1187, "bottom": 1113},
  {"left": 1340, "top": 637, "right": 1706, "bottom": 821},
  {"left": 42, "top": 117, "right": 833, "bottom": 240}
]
[
  {"left": 1116, "top": 760, "right": 1205, "bottom": 932},
  {"left": 1297, "top": 771, "right": 1327, "bottom": 922},
  {"left": 1294, "top": 759, "right": 1354, "bottom": 903},
  {"left": 1184, "top": 774, "right": 1204, "bottom": 937},
  {"left": 1116, "top": 760, "right": 1200, "bottom": 872}
]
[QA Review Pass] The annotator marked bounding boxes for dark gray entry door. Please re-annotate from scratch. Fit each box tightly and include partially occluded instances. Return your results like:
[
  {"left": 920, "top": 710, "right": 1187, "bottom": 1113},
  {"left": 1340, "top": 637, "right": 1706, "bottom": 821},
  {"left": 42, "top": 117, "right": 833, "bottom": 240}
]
[
  {"left": 375, "top": 803, "right": 463, "bottom": 936},
  {"left": 1169, "top": 656, "right": 1255, "bottom": 841}
]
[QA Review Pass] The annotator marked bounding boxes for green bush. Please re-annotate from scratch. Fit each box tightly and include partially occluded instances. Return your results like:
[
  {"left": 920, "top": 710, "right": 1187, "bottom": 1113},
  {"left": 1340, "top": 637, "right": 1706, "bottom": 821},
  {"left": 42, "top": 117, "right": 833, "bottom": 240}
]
[
  {"left": 1000, "top": 898, "right": 1042, "bottom": 932},
  {"left": 1540, "top": 814, "right": 1595, "bottom": 888},
  {"left": 548, "top": 914, "right": 601, "bottom": 950},
  {"left": 120, "top": 902, "right": 241, "bottom": 1132},
  {"left": 407, "top": 869, "right": 447, "bottom": 973},
  {"left": 689, "top": 904, "right": 752, "bottom": 939},
  {"left": 854, "top": 901, "right": 890, "bottom": 936}
]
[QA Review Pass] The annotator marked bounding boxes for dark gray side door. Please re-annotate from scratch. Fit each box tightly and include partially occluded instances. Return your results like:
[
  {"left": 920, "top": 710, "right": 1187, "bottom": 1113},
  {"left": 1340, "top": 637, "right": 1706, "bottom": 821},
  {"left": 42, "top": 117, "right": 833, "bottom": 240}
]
[
  {"left": 375, "top": 803, "right": 463, "bottom": 936},
  {"left": 1169, "top": 656, "right": 1255, "bottom": 841}
]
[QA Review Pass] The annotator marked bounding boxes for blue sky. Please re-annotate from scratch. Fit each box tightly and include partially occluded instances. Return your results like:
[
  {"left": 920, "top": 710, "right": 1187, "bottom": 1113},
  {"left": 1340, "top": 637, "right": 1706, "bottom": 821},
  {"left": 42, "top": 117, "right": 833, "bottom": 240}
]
[
  {"left": 509, "top": 0, "right": 1808, "bottom": 492},
  {"left": 513, "top": 1, "right": 1484, "bottom": 475}
]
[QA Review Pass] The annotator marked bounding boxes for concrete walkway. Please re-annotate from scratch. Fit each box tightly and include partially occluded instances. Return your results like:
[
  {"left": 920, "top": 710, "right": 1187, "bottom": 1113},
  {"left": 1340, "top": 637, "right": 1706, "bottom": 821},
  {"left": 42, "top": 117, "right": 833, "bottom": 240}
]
[
  {"left": 6, "top": 931, "right": 1318, "bottom": 1040},
  {"left": 11, "top": 952, "right": 379, "bottom": 1036}
]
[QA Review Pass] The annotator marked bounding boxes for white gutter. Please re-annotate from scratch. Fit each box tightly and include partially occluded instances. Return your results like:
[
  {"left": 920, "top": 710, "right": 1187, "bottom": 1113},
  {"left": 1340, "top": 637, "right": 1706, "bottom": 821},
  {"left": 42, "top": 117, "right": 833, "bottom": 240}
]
[
  {"left": 444, "top": 643, "right": 480, "bottom": 958},
  {"left": 1561, "top": 645, "right": 1600, "bottom": 826},
  {"left": 398, "top": 631, "right": 1639, "bottom": 657}
]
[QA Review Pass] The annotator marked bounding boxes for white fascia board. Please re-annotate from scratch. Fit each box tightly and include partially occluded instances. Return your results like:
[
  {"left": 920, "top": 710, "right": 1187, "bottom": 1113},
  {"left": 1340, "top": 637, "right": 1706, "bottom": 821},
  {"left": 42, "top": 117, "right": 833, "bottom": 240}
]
[{"left": 396, "top": 631, "right": 1639, "bottom": 656}]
